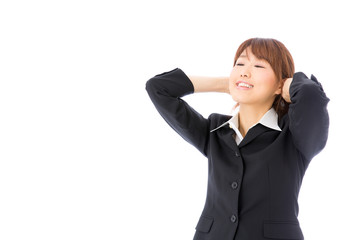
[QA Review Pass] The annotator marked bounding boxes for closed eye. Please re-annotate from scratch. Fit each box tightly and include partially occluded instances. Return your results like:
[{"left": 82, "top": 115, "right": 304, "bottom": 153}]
[
  {"left": 236, "top": 63, "right": 244, "bottom": 66},
  {"left": 254, "top": 65, "right": 264, "bottom": 68}
]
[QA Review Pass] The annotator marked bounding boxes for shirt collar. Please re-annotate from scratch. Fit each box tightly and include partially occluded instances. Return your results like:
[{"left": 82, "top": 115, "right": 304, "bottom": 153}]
[{"left": 210, "top": 108, "right": 281, "bottom": 144}]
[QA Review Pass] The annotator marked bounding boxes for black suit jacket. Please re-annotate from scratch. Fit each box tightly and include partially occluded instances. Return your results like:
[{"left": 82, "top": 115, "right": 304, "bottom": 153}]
[{"left": 146, "top": 68, "right": 329, "bottom": 240}]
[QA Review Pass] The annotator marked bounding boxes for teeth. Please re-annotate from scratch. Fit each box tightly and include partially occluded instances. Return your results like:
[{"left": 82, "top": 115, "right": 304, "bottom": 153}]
[{"left": 237, "top": 82, "right": 253, "bottom": 88}]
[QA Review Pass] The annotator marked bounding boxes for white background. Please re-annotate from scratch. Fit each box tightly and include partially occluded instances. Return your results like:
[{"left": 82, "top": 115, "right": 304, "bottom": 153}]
[{"left": 0, "top": 0, "right": 359, "bottom": 239}]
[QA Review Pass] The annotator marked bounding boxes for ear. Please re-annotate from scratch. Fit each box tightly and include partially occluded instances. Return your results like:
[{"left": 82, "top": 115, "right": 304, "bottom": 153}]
[{"left": 274, "top": 81, "right": 283, "bottom": 95}]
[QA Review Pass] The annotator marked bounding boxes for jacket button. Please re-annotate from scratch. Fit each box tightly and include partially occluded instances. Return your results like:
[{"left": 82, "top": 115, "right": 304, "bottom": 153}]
[
  {"left": 230, "top": 214, "right": 237, "bottom": 223},
  {"left": 235, "top": 152, "right": 240, "bottom": 157},
  {"left": 231, "top": 181, "right": 238, "bottom": 189}
]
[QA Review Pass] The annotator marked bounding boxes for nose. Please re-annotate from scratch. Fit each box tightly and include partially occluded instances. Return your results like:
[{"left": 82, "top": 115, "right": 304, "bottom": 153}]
[
  {"left": 240, "top": 72, "right": 249, "bottom": 77},
  {"left": 239, "top": 67, "right": 251, "bottom": 78},
  {"left": 240, "top": 71, "right": 250, "bottom": 78}
]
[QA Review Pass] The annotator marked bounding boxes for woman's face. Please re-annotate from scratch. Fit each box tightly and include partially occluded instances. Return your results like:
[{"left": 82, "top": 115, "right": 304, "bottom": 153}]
[{"left": 229, "top": 48, "right": 282, "bottom": 108}]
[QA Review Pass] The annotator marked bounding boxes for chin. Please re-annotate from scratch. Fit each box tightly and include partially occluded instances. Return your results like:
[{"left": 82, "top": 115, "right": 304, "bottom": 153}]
[{"left": 231, "top": 94, "right": 248, "bottom": 104}]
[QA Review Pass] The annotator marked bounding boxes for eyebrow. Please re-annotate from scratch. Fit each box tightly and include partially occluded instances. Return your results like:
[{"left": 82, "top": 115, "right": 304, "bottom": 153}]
[{"left": 239, "top": 54, "right": 247, "bottom": 58}]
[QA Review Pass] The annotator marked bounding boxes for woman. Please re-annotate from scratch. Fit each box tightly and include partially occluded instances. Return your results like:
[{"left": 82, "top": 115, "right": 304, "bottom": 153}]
[{"left": 146, "top": 38, "right": 329, "bottom": 240}]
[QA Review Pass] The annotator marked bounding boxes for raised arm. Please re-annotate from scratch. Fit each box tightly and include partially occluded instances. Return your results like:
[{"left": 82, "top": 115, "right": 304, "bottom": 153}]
[
  {"left": 282, "top": 72, "right": 330, "bottom": 162},
  {"left": 146, "top": 68, "right": 228, "bottom": 156}
]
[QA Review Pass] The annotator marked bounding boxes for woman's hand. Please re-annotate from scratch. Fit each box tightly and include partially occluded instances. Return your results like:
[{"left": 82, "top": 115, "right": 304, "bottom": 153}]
[
  {"left": 189, "top": 76, "right": 229, "bottom": 94},
  {"left": 282, "top": 78, "right": 293, "bottom": 103}
]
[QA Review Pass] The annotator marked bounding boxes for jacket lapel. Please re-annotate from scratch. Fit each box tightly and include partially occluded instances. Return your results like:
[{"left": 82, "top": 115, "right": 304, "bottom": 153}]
[
  {"left": 218, "top": 126, "right": 239, "bottom": 153},
  {"left": 238, "top": 124, "right": 270, "bottom": 148}
]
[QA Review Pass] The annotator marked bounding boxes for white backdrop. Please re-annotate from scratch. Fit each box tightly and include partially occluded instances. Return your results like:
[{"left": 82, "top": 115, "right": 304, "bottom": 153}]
[{"left": 0, "top": 0, "right": 359, "bottom": 239}]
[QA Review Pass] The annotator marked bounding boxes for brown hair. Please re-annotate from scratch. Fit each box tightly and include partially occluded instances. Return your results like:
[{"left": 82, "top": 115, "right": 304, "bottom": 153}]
[{"left": 233, "top": 38, "right": 295, "bottom": 119}]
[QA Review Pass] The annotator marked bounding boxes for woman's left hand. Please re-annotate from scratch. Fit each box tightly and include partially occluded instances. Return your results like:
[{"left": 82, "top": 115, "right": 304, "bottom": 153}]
[{"left": 282, "top": 78, "right": 293, "bottom": 103}]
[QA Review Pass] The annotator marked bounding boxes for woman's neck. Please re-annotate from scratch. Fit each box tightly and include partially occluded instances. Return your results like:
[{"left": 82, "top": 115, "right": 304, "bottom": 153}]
[{"left": 238, "top": 104, "right": 272, "bottom": 137}]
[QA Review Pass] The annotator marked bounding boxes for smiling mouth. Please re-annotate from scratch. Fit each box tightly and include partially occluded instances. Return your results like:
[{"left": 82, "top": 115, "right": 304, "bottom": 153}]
[{"left": 237, "top": 82, "right": 254, "bottom": 88}]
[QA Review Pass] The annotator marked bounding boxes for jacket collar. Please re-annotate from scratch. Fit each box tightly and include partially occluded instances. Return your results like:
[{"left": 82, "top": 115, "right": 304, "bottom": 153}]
[{"left": 211, "top": 108, "right": 282, "bottom": 146}]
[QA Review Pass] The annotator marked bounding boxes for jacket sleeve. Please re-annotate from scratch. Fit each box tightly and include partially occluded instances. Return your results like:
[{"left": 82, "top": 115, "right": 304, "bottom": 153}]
[
  {"left": 288, "top": 72, "right": 330, "bottom": 161},
  {"left": 145, "top": 68, "right": 209, "bottom": 156}
]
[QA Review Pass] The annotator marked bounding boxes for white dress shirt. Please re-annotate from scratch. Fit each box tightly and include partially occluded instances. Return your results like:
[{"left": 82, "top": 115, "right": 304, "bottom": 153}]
[{"left": 210, "top": 108, "right": 282, "bottom": 145}]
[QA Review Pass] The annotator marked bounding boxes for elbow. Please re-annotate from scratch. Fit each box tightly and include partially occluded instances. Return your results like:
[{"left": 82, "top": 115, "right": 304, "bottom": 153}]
[
  {"left": 145, "top": 78, "right": 155, "bottom": 94},
  {"left": 291, "top": 80, "right": 330, "bottom": 108},
  {"left": 145, "top": 77, "right": 162, "bottom": 99},
  {"left": 290, "top": 72, "right": 330, "bottom": 105}
]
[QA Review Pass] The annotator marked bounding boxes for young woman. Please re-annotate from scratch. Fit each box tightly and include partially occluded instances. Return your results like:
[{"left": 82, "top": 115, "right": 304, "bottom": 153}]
[{"left": 146, "top": 38, "right": 329, "bottom": 240}]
